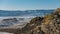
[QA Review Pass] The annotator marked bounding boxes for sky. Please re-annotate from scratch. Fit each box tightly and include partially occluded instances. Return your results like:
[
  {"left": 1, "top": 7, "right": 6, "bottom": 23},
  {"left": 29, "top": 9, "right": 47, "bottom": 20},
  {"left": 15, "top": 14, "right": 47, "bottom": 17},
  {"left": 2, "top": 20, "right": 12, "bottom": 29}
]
[{"left": 0, "top": 0, "right": 60, "bottom": 10}]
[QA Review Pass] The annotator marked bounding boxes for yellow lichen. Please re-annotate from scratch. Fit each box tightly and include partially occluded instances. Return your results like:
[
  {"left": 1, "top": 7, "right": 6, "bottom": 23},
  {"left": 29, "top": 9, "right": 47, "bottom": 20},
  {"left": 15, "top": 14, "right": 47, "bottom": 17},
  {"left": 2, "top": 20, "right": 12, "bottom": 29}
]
[{"left": 42, "top": 14, "right": 54, "bottom": 24}]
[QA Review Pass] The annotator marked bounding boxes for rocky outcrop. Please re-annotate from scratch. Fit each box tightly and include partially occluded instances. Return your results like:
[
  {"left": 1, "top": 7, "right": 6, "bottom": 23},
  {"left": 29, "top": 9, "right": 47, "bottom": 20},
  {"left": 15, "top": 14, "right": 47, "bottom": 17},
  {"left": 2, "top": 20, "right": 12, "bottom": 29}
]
[
  {"left": 14, "top": 8, "right": 60, "bottom": 34},
  {"left": 14, "top": 17, "right": 44, "bottom": 34},
  {"left": 41, "top": 8, "right": 60, "bottom": 34},
  {"left": 0, "top": 8, "right": 60, "bottom": 34}
]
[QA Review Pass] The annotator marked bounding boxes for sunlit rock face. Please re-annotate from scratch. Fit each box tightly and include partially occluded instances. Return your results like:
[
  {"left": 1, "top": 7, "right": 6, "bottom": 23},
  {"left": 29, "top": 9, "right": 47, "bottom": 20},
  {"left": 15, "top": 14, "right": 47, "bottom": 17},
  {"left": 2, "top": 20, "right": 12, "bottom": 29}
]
[
  {"left": 41, "top": 8, "right": 60, "bottom": 34},
  {"left": 16, "top": 8, "right": 60, "bottom": 34}
]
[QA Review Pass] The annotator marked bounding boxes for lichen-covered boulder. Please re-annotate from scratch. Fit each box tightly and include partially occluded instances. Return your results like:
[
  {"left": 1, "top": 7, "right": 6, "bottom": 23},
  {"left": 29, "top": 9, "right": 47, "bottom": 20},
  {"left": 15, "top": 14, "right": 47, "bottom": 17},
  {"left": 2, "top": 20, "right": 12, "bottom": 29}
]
[{"left": 41, "top": 8, "right": 60, "bottom": 34}]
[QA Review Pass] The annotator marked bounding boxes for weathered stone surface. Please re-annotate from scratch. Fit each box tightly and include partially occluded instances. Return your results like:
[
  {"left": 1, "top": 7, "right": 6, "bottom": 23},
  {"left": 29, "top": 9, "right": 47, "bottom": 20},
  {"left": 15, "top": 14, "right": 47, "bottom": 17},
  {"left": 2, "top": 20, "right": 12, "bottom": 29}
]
[
  {"left": 15, "top": 8, "right": 60, "bottom": 34},
  {"left": 41, "top": 8, "right": 60, "bottom": 34}
]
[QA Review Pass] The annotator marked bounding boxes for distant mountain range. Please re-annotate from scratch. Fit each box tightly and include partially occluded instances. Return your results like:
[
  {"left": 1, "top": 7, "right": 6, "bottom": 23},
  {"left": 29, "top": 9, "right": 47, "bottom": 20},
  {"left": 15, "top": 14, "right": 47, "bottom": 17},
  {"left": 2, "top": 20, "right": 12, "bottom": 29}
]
[{"left": 0, "top": 10, "right": 54, "bottom": 17}]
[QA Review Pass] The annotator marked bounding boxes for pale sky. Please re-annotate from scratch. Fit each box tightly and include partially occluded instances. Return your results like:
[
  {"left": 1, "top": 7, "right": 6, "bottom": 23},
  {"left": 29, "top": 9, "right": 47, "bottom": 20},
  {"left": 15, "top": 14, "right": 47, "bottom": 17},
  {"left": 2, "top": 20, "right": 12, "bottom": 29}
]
[{"left": 0, "top": 0, "right": 60, "bottom": 10}]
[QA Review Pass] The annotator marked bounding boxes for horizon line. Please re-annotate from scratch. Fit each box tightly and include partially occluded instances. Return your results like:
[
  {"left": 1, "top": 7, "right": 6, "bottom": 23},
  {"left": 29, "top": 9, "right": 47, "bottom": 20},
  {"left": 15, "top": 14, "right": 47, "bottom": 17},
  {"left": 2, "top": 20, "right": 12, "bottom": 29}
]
[{"left": 0, "top": 8, "right": 55, "bottom": 11}]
